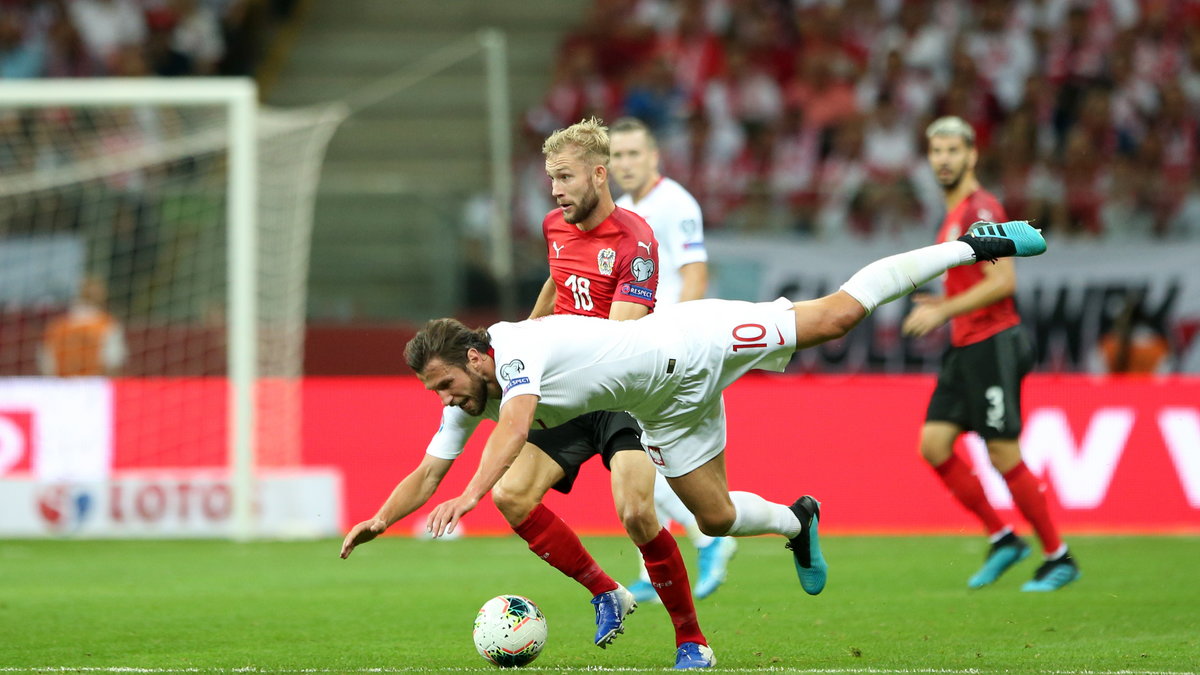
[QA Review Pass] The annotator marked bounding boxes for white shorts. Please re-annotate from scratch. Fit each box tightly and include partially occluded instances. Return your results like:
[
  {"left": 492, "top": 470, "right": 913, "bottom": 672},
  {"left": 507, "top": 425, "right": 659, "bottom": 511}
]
[{"left": 635, "top": 298, "right": 797, "bottom": 477}]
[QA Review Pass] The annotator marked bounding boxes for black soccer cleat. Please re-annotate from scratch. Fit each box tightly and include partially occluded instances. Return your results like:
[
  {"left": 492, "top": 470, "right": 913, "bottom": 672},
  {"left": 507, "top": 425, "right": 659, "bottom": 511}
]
[{"left": 958, "top": 220, "right": 1047, "bottom": 263}]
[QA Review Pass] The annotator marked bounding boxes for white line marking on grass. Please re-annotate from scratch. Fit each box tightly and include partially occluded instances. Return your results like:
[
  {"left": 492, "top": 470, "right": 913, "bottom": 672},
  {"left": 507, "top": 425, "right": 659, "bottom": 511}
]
[{"left": 4, "top": 662, "right": 1195, "bottom": 667}]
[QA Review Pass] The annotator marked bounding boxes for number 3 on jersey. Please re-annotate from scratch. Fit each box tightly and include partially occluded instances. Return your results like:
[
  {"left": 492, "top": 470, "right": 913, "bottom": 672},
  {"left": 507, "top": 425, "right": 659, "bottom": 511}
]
[{"left": 565, "top": 274, "right": 593, "bottom": 311}]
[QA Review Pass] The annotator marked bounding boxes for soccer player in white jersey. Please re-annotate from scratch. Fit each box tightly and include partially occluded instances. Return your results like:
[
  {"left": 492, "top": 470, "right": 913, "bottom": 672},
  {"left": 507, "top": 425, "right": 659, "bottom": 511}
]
[
  {"left": 387, "top": 222, "right": 1045, "bottom": 632},
  {"left": 610, "top": 117, "right": 736, "bottom": 603}
]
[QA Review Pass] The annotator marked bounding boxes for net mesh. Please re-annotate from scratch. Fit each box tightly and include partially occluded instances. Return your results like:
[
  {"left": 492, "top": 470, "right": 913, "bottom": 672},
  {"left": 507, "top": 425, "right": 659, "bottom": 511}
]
[{"left": 0, "top": 97, "right": 344, "bottom": 473}]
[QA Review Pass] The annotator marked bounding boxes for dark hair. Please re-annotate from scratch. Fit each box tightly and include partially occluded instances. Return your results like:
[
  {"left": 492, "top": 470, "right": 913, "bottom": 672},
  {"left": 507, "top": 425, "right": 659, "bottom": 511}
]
[
  {"left": 609, "top": 116, "right": 657, "bottom": 149},
  {"left": 404, "top": 318, "right": 492, "bottom": 373}
]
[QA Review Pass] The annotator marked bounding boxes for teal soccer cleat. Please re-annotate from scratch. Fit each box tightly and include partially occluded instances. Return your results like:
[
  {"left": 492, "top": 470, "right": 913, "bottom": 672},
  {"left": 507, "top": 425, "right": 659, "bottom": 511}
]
[
  {"left": 626, "top": 579, "right": 658, "bottom": 604},
  {"left": 959, "top": 220, "right": 1047, "bottom": 261},
  {"left": 1022, "top": 552, "right": 1081, "bottom": 592},
  {"left": 784, "top": 496, "right": 827, "bottom": 595},
  {"left": 968, "top": 533, "right": 1031, "bottom": 589},
  {"left": 693, "top": 537, "right": 737, "bottom": 600}
]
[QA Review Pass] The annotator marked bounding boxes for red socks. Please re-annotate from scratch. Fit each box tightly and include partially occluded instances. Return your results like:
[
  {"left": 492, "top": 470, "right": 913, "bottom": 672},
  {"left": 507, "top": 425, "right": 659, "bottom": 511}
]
[
  {"left": 933, "top": 452, "right": 1007, "bottom": 535},
  {"left": 640, "top": 528, "right": 706, "bottom": 647},
  {"left": 1003, "top": 461, "right": 1064, "bottom": 554},
  {"left": 513, "top": 504, "right": 616, "bottom": 597}
]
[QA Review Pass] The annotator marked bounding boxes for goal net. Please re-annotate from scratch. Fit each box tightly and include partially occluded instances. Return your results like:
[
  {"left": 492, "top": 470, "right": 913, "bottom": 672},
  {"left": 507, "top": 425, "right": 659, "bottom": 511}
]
[{"left": 0, "top": 79, "right": 346, "bottom": 538}]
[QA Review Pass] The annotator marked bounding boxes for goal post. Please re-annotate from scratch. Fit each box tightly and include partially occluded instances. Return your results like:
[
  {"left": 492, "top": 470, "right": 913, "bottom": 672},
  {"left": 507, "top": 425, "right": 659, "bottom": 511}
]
[{"left": 0, "top": 78, "right": 346, "bottom": 539}]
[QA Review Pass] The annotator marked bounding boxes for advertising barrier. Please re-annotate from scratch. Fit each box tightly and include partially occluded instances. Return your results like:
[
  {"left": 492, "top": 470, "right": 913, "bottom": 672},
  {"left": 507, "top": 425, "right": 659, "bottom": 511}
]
[
  {"left": 305, "top": 374, "right": 1200, "bottom": 536},
  {"left": 1, "top": 375, "right": 1196, "bottom": 536}
]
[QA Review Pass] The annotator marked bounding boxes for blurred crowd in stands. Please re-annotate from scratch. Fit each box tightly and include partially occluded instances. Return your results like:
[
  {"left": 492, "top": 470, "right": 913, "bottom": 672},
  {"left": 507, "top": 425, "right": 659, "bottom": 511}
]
[
  {"left": 521, "top": 0, "right": 1200, "bottom": 242},
  {"left": 0, "top": 0, "right": 295, "bottom": 79}
]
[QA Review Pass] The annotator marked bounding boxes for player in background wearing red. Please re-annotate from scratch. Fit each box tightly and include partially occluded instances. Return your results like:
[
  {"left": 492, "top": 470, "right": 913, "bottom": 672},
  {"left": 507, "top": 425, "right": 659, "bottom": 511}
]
[
  {"left": 608, "top": 117, "right": 736, "bottom": 603},
  {"left": 342, "top": 118, "right": 715, "bottom": 669},
  {"left": 902, "top": 116, "right": 1080, "bottom": 591}
]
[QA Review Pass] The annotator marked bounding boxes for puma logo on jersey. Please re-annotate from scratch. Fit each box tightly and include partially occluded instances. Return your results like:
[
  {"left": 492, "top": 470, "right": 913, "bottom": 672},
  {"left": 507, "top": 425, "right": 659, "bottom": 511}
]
[
  {"left": 551, "top": 241, "right": 566, "bottom": 258},
  {"left": 637, "top": 240, "right": 653, "bottom": 254}
]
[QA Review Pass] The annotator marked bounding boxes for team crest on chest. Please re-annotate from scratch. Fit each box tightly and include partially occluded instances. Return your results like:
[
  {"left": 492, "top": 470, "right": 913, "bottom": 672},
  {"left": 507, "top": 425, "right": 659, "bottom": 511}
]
[{"left": 597, "top": 248, "right": 616, "bottom": 276}]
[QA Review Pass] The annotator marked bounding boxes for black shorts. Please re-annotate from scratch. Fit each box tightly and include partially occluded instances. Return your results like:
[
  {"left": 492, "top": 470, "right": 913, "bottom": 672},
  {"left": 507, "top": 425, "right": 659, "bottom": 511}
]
[
  {"left": 526, "top": 410, "right": 644, "bottom": 494},
  {"left": 925, "top": 326, "right": 1036, "bottom": 440}
]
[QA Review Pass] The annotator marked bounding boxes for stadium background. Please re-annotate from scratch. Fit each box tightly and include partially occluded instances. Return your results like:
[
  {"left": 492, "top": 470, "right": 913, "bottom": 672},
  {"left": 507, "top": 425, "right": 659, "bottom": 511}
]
[{"left": 1, "top": 0, "right": 1198, "bottom": 538}]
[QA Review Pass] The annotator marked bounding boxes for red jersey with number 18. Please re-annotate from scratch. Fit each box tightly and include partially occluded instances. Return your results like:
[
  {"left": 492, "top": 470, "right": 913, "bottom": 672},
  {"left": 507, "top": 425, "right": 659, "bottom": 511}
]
[
  {"left": 935, "top": 188, "right": 1020, "bottom": 347},
  {"left": 542, "top": 206, "right": 659, "bottom": 317}
]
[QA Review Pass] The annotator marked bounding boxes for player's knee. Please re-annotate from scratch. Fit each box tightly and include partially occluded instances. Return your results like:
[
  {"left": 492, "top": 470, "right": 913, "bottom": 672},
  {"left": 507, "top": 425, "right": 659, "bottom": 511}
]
[
  {"left": 694, "top": 510, "right": 735, "bottom": 537},
  {"left": 490, "top": 484, "right": 535, "bottom": 527},
  {"left": 617, "top": 498, "right": 659, "bottom": 541},
  {"left": 918, "top": 438, "right": 950, "bottom": 466}
]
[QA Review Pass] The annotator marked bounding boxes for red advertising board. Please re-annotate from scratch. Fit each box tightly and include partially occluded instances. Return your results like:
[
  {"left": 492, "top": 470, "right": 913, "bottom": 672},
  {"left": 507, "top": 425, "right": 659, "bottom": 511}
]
[
  {"left": 303, "top": 374, "right": 1200, "bottom": 536},
  {"left": 13, "top": 376, "right": 1185, "bottom": 536}
]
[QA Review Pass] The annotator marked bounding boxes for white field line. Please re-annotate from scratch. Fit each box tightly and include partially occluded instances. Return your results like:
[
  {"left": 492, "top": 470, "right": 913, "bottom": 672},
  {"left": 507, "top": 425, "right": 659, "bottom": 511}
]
[{"left": 2, "top": 662, "right": 1200, "bottom": 667}]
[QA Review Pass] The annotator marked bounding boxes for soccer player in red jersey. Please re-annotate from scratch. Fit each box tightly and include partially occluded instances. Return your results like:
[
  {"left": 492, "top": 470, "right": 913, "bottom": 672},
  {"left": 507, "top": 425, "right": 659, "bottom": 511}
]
[
  {"left": 508, "top": 117, "right": 712, "bottom": 668},
  {"left": 903, "top": 116, "right": 1080, "bottom": 592}
]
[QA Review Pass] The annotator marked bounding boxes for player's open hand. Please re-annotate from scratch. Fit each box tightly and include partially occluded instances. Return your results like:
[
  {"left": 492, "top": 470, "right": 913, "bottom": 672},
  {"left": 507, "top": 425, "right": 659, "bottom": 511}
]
[
  {"left": 902, "top": 294, "right": 947, "bottom": 338},
  {"left": 426, "top": 494, "right": 479, "bottom": 538},
  {"left": 340, "top": 517, "right": 388, "bottom": 559}
]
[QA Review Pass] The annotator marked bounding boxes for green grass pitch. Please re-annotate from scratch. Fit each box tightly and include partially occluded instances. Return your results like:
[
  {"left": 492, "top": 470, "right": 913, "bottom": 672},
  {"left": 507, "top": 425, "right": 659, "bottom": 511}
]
[{"left": 1, "top": 535, "right": 1197, "bottom": 673}]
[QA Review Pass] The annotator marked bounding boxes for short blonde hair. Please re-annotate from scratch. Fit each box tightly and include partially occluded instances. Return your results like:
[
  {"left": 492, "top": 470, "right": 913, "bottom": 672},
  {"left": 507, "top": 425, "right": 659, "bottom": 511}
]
[
  {"left": 542, "top": 117, "right": 610, "bottom": 166},
  {"left": 925, "top": 115, "right": 976, "bottom": 148}
]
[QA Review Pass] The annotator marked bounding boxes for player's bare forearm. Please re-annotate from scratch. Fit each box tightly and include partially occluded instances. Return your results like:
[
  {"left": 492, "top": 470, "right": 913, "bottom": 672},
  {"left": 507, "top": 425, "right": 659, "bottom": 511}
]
[
  {"left": 608, "top": 300, "right": 650, "bottom": 321},
  {"left": 426, "top": 396, "right": 537, "bottom": 537},
  {"left": 678, "top": 262, "right": 708, "bottom": 302},
  {"left": 375, "top": 458, "right": 451, "bottom": 525},
  {"left": 940, "top": 258, "right": 1016, "bottom": 318},
  {"left": 339, "top": 455, "right": 452, "bottom": 558},
  {"left": 459, "top": 398, "right": 535, "bottom": 504},
  {"left": 529, "top": 277, "right": 556, "bottom": 319}
]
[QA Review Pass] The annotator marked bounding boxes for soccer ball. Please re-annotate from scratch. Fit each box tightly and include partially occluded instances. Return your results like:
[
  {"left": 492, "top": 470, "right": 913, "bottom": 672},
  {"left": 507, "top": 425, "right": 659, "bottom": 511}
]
[{"left": 472, "top": 594, "right": 548, "bottom": 667}]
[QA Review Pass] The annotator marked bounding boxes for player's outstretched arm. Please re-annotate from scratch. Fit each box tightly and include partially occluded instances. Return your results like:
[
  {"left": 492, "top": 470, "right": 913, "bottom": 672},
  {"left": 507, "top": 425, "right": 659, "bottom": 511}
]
[
  {"left": 426, "top": 394, "right": 538, "bottom": 537},
  {"left": 339, "top": 454, "right": 454, "bottom": 558}
]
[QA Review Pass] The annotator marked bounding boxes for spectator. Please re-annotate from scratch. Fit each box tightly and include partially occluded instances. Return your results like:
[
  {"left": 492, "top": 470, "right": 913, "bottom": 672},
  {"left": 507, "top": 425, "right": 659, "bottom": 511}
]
[
  {"left": 39, "top": 276, "right": 127, "bottom": 377},
  {"left": 964, "top": 0, "right": 1037, "bottom": 112},
  {"left": 784, "top": 47, "right": 859, "bottom": 138},
  {"left": 66, "top": 0, "right": 147, "bottom": 75},
  {"left": 549, "top": 0, "right": 1200, "bottom": 237},
  {"left": 1058, "top": 128, "right": 1105, "bottom": 237},
  {"left": 655, "top": 0, "right": 726, "bottom": 105},
  {"left": 0, "top": 13, "right": 46, "bottom": 78}
]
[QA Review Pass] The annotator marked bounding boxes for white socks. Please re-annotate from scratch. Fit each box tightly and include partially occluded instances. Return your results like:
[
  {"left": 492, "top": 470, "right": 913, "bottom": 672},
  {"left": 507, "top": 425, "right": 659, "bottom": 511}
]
[
  {"left": 840, "top": 241, "right": 976, "bottom": 313},
  {"left": 727, "top": 491, "right": 802, "bottom": 538}
]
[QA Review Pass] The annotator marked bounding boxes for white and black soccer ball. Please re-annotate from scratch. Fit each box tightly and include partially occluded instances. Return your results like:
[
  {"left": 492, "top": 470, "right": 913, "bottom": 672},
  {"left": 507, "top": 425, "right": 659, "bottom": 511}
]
[{"left": 472, "top": 594, "right": 548, "bottom": 667}]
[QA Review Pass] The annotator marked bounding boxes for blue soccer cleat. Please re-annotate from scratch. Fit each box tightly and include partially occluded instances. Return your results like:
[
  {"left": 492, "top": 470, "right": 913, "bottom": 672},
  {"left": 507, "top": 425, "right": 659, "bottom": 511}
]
[
  {"left": 960, "top": 220, "right": 1047, "bottom": 261},
  {"left": 626, "top": 579, "right": 658, "bottom": 604},
  {"left": 693, "top": 537, "right": 737, "bottom": 600},
  {"left": 784, "top": 496, "right": 827, "bottom": 595},
  {"left": 1021, "top": 552, "right": 1081, "bottom": 592},
  {"left": 591, "top": 584, "right": 637, "bottom": 648},
  {"left": 673, "top": 642, "right": 716, "bottom": 669},
  {"left": 968, "top": 533, "right": 1031, "bottom": 589}
]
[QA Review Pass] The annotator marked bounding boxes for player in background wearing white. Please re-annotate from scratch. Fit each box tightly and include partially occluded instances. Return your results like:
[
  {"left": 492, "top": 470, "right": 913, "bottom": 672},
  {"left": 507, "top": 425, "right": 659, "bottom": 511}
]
[
  {"left": 609, "top": 117, "right": 736, "bottom": 603},
  {"left": 405, "top": 220, "right": 1047, "bottom": 661}
]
